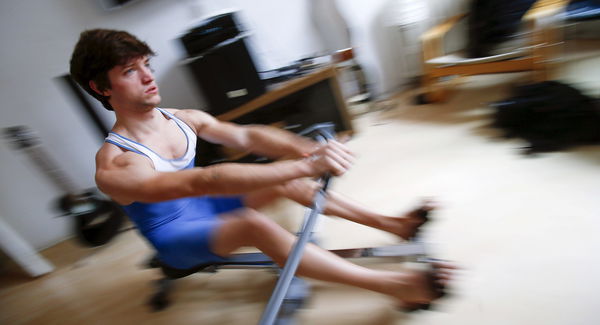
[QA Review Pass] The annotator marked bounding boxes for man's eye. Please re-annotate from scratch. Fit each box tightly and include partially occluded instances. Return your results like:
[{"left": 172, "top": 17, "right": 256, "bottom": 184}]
[{"left": 125, "top": 68, "right": 135, "bottom": 75}]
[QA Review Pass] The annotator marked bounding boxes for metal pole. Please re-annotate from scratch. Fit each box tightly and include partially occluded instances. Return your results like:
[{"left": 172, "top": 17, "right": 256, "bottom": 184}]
[
  {"left": 259, "top": 125, "right": 334, "bottom": 325},
  {"left": 258, "top": 177, "right": 330, "bottom": 325}
]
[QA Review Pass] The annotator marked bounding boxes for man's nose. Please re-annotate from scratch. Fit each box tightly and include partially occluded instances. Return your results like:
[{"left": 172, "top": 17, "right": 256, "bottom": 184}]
[{"left": 141, "top": 66, "right": 154, "bottom": 83}]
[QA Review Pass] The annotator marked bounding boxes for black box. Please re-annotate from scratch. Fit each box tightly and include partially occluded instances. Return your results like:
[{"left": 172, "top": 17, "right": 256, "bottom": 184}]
[
  {"left": 185, "top": 36, "right": 265, "bottom": 115},
  {"left": 181, "top": 13, "right": 265, "bottom": 115},
  {"left": 181, "top": 13, "right": 242, "bottom": 56}
]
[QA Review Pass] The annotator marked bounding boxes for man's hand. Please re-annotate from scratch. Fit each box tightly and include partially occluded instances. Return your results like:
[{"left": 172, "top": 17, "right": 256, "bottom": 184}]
[{"left": 305, "top": 140, "right": 355, "bottom": 177}]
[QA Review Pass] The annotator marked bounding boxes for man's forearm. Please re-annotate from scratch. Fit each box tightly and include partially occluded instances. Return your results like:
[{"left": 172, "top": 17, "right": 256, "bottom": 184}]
[{"left": 142, "top": 159, "right": 314, "bottom": 202}]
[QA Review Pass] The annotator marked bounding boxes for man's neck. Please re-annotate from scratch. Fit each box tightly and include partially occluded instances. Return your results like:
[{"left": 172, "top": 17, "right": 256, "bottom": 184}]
[{"left": 112, "top": 106, "right": 165, "bottom": 140}]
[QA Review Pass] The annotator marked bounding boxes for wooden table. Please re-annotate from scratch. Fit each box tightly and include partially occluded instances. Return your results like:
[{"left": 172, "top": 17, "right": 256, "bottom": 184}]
[{"left": 196, "top": 66, "right": 354, "bottom": 165}]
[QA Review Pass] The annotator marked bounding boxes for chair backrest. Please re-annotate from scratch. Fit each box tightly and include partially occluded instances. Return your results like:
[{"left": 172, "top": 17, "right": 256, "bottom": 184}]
[{"left": 466, "top": 0, "right": 538, "bottom": 57}]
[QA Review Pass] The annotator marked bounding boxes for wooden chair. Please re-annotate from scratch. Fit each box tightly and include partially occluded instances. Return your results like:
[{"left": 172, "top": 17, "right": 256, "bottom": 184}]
[{"left": 418, "top": 0, "right": 568, "bottom": 103}]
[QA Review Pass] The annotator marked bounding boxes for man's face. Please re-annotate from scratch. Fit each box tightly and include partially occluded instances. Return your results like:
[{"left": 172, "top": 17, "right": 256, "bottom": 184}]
[{"left": 101, "top": 56, "right": 161, "bottom": 111}]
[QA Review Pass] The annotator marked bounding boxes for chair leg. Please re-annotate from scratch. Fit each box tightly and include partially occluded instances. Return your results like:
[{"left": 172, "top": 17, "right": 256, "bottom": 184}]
[
  {"left": 417, "top": 74, "right": 449, "bottom": 104},
  {"left": 415, "top": 83, "right": 450, "bottom": 105},
  {"left": 422, "top": 89, "right": 449, "bottom": 104},
  {"left": 148, "top": 277, "right": 175, "bottom": 311}
]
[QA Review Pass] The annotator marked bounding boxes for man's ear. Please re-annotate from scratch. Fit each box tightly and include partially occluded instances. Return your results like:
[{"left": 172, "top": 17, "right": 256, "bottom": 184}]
[{"left": 89, "top": 80, "right": 110, "bottom": 96}]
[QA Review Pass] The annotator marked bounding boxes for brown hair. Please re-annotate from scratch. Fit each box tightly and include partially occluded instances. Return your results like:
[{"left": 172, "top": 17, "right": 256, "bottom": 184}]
[{"left": 69, "top": 29, "right": 155, "bottom": 111}]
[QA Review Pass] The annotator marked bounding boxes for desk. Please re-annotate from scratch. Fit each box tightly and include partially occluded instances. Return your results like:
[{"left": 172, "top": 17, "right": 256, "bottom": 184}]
[{"left": 196, "top": 66, "right": 354, "bottom": 166}]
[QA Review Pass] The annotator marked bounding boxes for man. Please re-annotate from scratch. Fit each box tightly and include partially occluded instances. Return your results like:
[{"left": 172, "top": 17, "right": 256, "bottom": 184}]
[{"left": 70, "top": 29, "right": 452, "bottom": 309}]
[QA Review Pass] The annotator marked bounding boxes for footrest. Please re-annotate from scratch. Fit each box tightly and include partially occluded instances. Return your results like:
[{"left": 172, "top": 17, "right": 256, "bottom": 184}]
[{"left": 145, "top": 243, "right": 425, "bottom": 279}]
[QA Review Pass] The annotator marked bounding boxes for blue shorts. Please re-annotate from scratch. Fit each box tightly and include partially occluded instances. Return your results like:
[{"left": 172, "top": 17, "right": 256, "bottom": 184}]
[{"left": 144, "top": 196, "right": 244, "bottom": 269}]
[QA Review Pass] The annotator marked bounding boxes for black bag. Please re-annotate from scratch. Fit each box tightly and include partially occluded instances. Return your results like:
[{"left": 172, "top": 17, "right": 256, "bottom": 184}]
[{"left": 490, "top": 81, "right": 600, "bottom": 154}]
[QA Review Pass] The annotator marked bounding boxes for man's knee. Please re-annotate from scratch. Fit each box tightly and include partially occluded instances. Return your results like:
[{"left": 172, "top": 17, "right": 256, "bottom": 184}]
[
  {"left": 213, "top": 208, "right": 278, "bottom": 256},
  {"left": 236, "top": 208, "right": 280, "bottom": 240}
]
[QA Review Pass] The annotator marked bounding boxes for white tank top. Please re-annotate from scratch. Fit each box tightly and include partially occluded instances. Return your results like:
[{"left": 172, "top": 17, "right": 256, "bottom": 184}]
[{"left": 104, "top": 108, "right": 197, "bottom": 172}]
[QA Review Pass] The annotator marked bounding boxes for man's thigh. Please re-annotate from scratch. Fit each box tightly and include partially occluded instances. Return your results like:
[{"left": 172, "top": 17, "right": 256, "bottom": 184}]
[{"left": 211, "top": 208, "right": 259, "bottom": 256}]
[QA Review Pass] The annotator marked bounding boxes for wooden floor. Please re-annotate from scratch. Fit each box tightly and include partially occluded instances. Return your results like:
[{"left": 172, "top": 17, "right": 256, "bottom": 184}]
[{"left": 1, "top": 227, "right": 410, "bottom": 325}]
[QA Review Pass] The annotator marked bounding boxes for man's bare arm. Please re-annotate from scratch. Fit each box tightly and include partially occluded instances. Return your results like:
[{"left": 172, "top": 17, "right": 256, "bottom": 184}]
[
  {"left": 175, "top": 109, "right": 321, "bottom": 159},
  {"left": 95, "top": 144, "right": 347, "bottom": 205}
]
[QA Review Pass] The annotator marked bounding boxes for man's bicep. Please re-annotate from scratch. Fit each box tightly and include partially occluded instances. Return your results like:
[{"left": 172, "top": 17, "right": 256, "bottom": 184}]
[{"left": 95, "top": 156, "right": 156, "bottom": 203}]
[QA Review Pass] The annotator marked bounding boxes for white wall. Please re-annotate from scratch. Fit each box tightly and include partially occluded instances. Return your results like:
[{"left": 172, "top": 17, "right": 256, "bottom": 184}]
[{"left": 0, "top": 0, "right": 467, "bottom": 251}]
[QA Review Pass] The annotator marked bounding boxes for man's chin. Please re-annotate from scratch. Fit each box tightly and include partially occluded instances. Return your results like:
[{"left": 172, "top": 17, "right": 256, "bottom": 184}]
[{"left": 146, "top": 95, "right": 161, "bottom": 107}]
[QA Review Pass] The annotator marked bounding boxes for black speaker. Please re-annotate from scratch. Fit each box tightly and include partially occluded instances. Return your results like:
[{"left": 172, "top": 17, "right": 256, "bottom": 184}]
[
  {"left": 181, "top": 13, "right": 265, "bottom": 115},
  {"left": 181, "top": 13, "right": 242, "bottom": 56}
]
